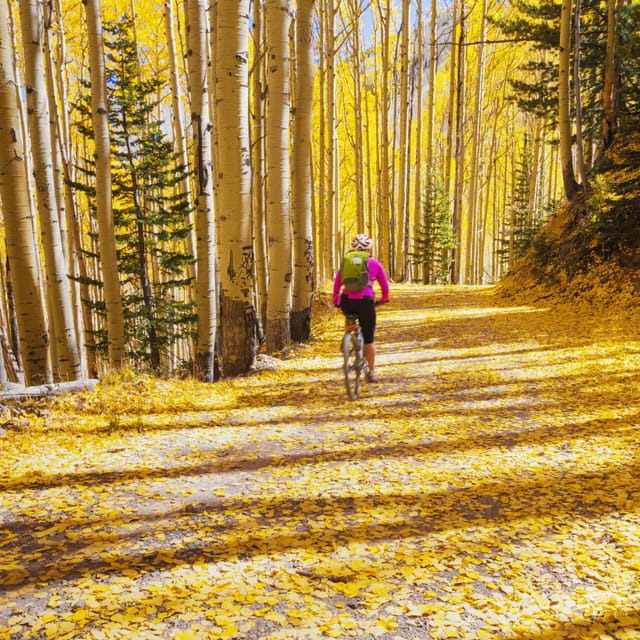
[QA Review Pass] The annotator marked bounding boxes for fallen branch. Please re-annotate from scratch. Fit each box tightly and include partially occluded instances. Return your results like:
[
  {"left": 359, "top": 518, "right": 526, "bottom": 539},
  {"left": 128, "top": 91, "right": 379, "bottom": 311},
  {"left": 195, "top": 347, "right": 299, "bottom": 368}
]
[{"left": 0, "top": 379, "right": 99, "bottom": 400}]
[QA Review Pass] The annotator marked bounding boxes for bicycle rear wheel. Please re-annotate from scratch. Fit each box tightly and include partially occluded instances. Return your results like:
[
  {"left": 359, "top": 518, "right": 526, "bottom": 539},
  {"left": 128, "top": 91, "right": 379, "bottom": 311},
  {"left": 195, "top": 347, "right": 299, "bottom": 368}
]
[{"left": 342, "top": 332, "right": 362, "bottom": 400}]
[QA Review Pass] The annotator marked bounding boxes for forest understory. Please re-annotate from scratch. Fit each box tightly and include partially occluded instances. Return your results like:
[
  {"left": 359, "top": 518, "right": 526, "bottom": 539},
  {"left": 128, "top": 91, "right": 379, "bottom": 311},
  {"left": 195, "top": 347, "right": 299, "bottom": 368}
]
[{"left": 1, "top": 278, "right": 640, "bottom": 640}]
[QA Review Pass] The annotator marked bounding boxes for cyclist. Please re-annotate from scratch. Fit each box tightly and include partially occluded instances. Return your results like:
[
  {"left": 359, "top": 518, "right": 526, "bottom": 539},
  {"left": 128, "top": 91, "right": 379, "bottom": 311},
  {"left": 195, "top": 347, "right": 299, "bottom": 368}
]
[{"left": 332, "top": 233, "right": 390, "bottom": 383}]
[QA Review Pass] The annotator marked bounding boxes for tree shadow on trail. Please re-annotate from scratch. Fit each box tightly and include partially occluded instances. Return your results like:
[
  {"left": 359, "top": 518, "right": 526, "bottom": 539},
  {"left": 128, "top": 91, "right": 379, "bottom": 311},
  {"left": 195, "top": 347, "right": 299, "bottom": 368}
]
[{"left": 2, "top": 449, "right": 639, "bottom": 595}]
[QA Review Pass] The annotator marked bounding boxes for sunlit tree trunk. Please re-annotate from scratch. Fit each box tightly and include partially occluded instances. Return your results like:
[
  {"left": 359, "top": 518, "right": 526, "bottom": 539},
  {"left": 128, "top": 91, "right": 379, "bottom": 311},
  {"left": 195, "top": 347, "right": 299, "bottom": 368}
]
[
  {"left": 394, "top": 0, "right": 411, "bottom": 281},
  {"left": 452, "top": 0, "right": 466, "bottom": 284},
  {"left": 214, "top": 0, "right": 258, "bottom": 376},
  {"left": 573, "top": 0, "right": 587, "bottom": 191},
  {"left": 186, "top": 0, "right": 217, "bottom": 381},
  {"left": 411, "top": 0, "right": 424, "bottom": 282},
  {"left": 264, "top": 0, "right": 293, "bottom": 352},
  {"left": 317, "top": 3, "right": 327, "bottom": 282},
  {"left": 52, "top": 0, "right": 96, "bottom": 373},
  {"left": 445, "top": 0, "right": 458, "bottom": 203},
  {"left": 19, "top": 0, "right": 82, "bottom": 381},
  {"left": 0, "top": 0, "right": 51, "bottom": 385},
  {"left": 291, "top": 0, "right": 315, "bottom": 342},
  {"left": 374, "top": 0, "right": 391, "bottom": 268},
  {"left": 251, "top": 0, "right": 268, "bottom": 334},
  {"left": 325, "top": 0, "right": 337, "bottom": 273},
  {"left": 559, "top": 0, "right": 578, "bottom": 200},
  {"left": 346, "top": 0, "right": 365, "bottom": 233},
  {"left": 83, "top": 0, "right": 126, "bottom": 369},
  {"left": 164, "top": 0, "right": 196, "bottom": 292},
  {"left": 465, "top": 0, "right": 487, "bottom": 285}
]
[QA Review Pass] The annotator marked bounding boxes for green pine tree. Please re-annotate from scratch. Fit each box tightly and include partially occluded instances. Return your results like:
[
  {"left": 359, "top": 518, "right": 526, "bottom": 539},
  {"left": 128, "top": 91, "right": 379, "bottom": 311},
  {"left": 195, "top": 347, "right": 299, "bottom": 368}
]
[
  {"left": 412, "top": 173, "right": 454, "bottom": 284},
  {"left": 70, "top": 16, "right": 195, "bottom": 372},
  {"left": 497, "top": 135, "right": 556, "bottom": 270}
]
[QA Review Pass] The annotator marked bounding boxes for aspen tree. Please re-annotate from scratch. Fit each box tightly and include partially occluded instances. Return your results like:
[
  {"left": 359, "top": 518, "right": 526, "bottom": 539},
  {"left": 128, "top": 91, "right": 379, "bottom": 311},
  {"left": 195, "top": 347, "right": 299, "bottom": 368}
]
[
  {"left": 264, "top": 0, "right": 293, "bottom": 353},
  {"left": 0, "top": 0, "right": 51, "bottom": 385},
  {"left": 164, "top": 0, "right": 196, "bottom": 291},
  {"left": 185, "top": 0, "right": 217, "bottom": 381},
  {"left": 374, "top": 0, "right": 392, "bottom": 268},
  {"left": 48, "top": 0, "right": 91, "bottom": 373},
  {"left": 291, "top": 0, "right": 315, "bottom": 343},
  {"left": 602, "top": 0, "right": 620, "bottom": 150},
  {"left": 19, "top": 0, "right": 82, "bottom": 380},
  {"left": 317, "top": 1, "right": 327, "bottom": 281},
  {"left": 53, "top": 0, "right": 96, "bottom": 373},
  {"left": 573, "top": 0, "right": 587, "bottom": 191},
  {"left": 345, "top": 0, "right": 366, "bottom": 233},
  {"left": 394, "top": 0, "right": 411, "bottom": 281},
  {"left": 452, "top": 0, "right": 466, "bottom": 284},
  {"left": 422, "top": 0, "right": 438, "bottom": 282},
  {"left": 83, "top": 0, "right": 126, "bottom": 369},
  {"left": 215, "top": 0, "right": 258, "bottom": 375},
  {"left": 251, "top": 0, "right": 268, "bottom": 330},
  {"left": 465, "top": 0, "right": 487, "bottom": 285},
  {"left": 444, "top": 0, "right": 458, "bottom": 203},
  {"left": 412, "top": 0, "right": 424, "bottom": 282},
  {"left": 325, "top": 0, "right": 337, "bottom": 274},
  {"left": 559, "top": 0, "right": 578, "bottom": 200}
]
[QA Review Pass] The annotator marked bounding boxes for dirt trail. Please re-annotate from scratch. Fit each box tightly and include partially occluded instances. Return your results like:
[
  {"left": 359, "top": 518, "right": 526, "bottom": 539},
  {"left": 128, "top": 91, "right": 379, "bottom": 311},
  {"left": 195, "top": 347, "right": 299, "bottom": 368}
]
[{"left": 2, "top": 285, "right": 640, "bottom": 640}]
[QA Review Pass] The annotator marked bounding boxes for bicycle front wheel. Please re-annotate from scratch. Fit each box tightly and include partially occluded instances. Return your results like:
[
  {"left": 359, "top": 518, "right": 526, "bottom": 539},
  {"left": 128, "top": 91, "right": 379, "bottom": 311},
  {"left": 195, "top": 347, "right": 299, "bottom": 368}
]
[{"left": 342, "top": 332, "right": 362, "bottom": 400}]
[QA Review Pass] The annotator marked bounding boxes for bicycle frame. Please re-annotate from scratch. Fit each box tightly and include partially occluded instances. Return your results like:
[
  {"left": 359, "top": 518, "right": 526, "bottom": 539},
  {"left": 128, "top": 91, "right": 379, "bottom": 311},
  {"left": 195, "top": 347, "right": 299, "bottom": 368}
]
[{"left": 342, "top": 314, "right": 366, "bottom": 400}]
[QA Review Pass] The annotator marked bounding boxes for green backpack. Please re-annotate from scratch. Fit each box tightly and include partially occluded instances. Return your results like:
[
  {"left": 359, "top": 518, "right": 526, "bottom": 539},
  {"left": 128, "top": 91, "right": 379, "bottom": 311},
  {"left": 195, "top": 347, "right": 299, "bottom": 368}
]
[{"left": 341, "top": 250, "right": 370, "bottom": 292}]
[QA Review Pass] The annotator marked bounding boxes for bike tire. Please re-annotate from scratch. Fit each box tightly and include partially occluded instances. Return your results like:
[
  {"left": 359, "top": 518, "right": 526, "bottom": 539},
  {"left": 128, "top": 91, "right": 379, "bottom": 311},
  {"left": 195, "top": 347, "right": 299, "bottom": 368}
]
[{"left": 342, "top": 332, "right": 362, "bottom": 400}]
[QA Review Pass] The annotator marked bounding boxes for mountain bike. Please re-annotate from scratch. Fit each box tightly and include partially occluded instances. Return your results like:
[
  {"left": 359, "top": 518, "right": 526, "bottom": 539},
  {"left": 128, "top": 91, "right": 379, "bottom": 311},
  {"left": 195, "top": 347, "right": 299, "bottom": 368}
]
[{"left": 342, "top": 314, "right": 367, "bottom": 400}]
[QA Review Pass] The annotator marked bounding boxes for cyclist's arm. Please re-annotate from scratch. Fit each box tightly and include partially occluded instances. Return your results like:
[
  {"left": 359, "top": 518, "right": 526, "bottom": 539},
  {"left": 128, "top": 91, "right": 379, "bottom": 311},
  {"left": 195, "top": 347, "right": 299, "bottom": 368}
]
[
  {"left": 372, "top": 259, "right": 390, "bottom": 304},
  {"left": 332, "top": 271, "right": 343, "bottom": 306}
]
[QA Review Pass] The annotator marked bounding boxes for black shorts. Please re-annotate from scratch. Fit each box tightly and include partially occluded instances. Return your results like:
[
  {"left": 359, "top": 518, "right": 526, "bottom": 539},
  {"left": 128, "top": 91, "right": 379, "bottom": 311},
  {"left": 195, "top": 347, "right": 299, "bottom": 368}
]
[{"left": 340, "top": 294, "right": 376, "bottom": 344}]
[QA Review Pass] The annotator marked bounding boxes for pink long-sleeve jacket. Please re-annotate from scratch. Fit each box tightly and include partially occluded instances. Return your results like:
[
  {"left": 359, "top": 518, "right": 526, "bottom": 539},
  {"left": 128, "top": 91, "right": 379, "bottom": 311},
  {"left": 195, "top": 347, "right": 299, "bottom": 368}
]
[{"left": 332, "top": 256, "right": 390, "bottom": 306}]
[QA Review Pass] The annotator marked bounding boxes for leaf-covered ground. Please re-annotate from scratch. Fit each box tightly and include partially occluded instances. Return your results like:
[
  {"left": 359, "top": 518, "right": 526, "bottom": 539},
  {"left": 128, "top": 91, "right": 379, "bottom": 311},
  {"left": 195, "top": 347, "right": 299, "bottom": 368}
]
[{"left": 2, "top": 284, "right": 640, "bottom": 640}]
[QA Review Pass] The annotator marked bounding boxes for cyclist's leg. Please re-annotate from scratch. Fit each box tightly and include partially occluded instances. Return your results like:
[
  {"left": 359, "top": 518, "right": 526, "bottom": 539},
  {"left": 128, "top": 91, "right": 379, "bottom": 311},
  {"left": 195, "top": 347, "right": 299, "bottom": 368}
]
[
  {"left": 357, "top": 298, "right": 378, "bottom": 380},
  {"left": 339, "top": 294, "right": 358, "bottom": 332}
]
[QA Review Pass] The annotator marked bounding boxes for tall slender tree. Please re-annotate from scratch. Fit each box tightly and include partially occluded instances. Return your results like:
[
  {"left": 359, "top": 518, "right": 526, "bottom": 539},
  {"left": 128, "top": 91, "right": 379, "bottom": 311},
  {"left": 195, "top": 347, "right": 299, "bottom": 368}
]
[
  {"left": 0, "top": 0, "right": 51, "bottom": 385},
  {"left": 185, "top": 0, "right": 217, "bottom": 381},
  {"left": 559, "top": 0, "right": 579, "bottom": 200},
  {"left": 19, "top": 0, "right": 82, "bottom": 380},
  {"left": 83, "top": 0, "right": 126, "bottom": 369},
  {"left": 264, "top": 0, "right": 293, "bottom": 353},
  {"left": 291, "top": 0, "right": 315, "bottom": 342},
  {"left": 215, "top": 0, "right": 258, "bottom": 375}
]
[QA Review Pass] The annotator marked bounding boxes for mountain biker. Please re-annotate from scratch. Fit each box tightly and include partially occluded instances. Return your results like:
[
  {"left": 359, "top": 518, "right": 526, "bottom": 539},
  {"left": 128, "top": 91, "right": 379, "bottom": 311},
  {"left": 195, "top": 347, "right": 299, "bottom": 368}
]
[{"left": 333, "top": 233, "right": 390, "bottom": 383}]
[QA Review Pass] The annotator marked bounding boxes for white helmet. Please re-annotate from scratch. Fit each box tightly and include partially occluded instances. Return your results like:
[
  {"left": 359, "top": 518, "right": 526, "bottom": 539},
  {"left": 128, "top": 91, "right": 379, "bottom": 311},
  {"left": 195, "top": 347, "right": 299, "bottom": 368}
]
[{"left": 350, "top": 233, "right": 373, "bottom": 251}]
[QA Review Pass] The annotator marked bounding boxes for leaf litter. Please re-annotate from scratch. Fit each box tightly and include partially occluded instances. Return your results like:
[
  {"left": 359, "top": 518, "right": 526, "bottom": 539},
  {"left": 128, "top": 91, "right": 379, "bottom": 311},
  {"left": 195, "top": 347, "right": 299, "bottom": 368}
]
[{"left": 2, "top": 284, "right": 640, "bottom": 639}]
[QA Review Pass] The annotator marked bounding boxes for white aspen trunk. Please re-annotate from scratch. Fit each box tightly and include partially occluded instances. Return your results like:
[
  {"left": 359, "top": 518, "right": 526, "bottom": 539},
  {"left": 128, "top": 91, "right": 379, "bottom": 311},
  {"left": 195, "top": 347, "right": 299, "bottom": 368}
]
[
  {"left": 394, "top": 0, "right": 411, "bottom": 281},
  {"left": 251, "top": 0, "right": 268, "bottom": 334},
  {"left": 465, "top": 0, "right": 487, "bottom": 285},
  {"left": 347, "top": 0, "right": 366, "bottom": 233},
  {"left": 0, "top": 0, "right": 51, "bottom": 385},
  {"left": 326, "top": 0, "right": 337, "bottom": 273},
  {"left": 83, "top": 0, "right": 126, "bottom": 369},
  {"left": 215, "top": 0, "right": 257, "bottom": 376},
  {"left": 164, "top": 0, "right": 196, "bottom": 293},
  {"left": 573, "top": 0, "right": 587, "bottom": 190},
  {"left": 317, "top": 2, "right": 327, "bottom": 282},
  {"left": 411, "top": 0, "right": 424, "bottom": 282},
  {"left": 264, "top": 0, "right": 293, "bottom": 353},
  {"left": 185, "top": 0, "right": 217, "bottom": 381},
  {"left": 602, "top": 0, "right": 620, "bottom": 150},
  {"left": 445, "top": 0, "right": 458, "bottom": 203},
  {"left": 375, "top": 1, "right": 392, "bottom": 268},
  {"left": 291, "top": 0, "right": 315, "bottom": 343},
  {"left": 19, "top": 0, "right": 82, "bottom": 381},
  {"left": 452, "top": 0, "right": 466, "bottom": 284}
]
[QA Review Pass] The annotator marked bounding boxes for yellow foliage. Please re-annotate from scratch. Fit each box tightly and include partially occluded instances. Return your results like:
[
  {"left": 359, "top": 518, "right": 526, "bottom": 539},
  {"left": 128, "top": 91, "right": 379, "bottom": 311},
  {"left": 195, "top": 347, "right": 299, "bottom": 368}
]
[{"left": 2, "top": 285, "right": 640, "bottom": 639}]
